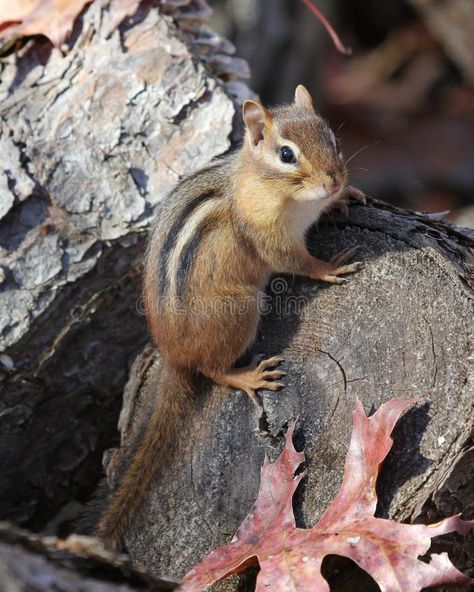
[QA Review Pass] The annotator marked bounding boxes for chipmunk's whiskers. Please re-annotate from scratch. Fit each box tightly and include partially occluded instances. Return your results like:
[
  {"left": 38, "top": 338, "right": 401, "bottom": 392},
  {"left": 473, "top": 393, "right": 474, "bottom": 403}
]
[{"left": 345, "top": 141, "right": 381, "bottom": 165}]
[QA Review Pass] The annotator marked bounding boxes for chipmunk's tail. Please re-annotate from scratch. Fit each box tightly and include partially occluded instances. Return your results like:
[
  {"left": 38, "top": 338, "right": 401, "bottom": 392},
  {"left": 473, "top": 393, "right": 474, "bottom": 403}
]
[{"left": 94, "top": 361, "right": 194, "bottom": 551}]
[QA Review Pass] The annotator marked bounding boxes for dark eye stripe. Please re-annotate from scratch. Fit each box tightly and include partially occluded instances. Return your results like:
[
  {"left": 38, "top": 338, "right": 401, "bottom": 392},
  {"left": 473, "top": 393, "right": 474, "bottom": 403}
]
[{"left": 158, "top": 191, "right": 214, "bottom": 297}]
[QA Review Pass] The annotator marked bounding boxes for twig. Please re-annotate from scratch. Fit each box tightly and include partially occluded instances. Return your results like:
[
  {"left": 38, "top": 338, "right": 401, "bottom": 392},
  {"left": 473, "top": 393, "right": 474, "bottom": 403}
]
[{"left": 301, "top": 0, "right": 352, "bottom": 56}]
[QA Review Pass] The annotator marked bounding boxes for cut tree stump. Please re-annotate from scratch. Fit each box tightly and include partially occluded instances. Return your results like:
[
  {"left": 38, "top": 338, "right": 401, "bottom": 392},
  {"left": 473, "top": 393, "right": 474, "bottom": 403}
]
[{"left": 111, "top": 200, "right": 474, "bottom": 587}]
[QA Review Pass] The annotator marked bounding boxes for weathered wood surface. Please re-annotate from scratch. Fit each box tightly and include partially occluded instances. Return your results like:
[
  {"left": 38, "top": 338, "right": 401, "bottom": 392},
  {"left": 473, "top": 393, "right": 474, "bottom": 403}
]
[
  {"left": 0, "top": 0, "right": 250, "bottom": 533},
  {"left": 0, "top": 521, "right": 178, "bottom": 591},
  {"left": 110, "top": 200, "right": 474, "bottom": 587}
]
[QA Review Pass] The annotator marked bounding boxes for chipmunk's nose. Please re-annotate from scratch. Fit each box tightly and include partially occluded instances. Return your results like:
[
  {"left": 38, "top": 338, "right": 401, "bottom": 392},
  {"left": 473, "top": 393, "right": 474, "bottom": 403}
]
[{"left": 324, "top": 172, "right": 342, "bottom": 195}]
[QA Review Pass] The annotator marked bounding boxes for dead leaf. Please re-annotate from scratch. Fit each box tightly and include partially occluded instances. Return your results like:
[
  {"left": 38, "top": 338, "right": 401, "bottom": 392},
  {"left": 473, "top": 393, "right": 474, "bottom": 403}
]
[
  {"left": 181, "top": 398, "right": 473, "bottom": 591},
  {"left": 0, "top": 0, "right": 42, "bottom": 22},
  {"left": 0, "top": 0, "right": 140, "bottom": 47}
]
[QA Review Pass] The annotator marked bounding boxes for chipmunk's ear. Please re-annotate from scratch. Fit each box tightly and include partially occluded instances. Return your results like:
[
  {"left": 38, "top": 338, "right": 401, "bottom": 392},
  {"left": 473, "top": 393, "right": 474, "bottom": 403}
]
[
  {"left": 242, "top": 100, "right": 272, "bottom": 146},
  {"left": 294, "top": 84, "right": 314, "bottom": 112}
]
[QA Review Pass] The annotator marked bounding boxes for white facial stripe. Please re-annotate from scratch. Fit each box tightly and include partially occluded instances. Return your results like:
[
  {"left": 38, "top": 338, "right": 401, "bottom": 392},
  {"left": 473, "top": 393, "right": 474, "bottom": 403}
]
[{"left": 167, "top": 198, "right": 219, "bottom": 299}]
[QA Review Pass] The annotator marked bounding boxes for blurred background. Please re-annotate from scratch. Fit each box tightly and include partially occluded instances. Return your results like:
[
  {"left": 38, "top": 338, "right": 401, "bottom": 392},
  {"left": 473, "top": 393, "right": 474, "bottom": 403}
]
[{"left": 210, "top": 0, "right": 474, "bottom": 225}]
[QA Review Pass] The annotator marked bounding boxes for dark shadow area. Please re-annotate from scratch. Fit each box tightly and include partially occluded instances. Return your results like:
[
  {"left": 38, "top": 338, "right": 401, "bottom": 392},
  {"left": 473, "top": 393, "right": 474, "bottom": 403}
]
[
  {"left": 322, "top": 555, "right": 381, "bottom": 591},
  {"left": 376, "top": 402, "right": 432, "bottom": 518},
  {"left": 6, "top": 39, "right": 53, "bottom": 95},
  {"left": 0, "top": 195, "right": 48, "bottom": 251},
  {"left": 0, "top": 242, "right": 148, "bottom": 534},
  {"left": 236, "top": 565, "right": 259, "bottom": 592},
  {"left": 129, "top": 167, "right": 149, "bottom": 196}
]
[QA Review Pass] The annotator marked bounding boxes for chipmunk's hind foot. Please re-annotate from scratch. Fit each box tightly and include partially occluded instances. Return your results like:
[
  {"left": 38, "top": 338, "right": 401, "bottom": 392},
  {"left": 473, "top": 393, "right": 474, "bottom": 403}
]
[{"left": 207, "top": 354, "right": 285, "bottom": 406}]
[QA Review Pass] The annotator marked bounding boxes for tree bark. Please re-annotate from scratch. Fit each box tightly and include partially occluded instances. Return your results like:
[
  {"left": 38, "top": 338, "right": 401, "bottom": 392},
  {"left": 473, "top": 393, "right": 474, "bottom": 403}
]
[
  {"left": 0, "top": 521, "right": 178, "bottom": 591},
  {"left": 110, "top": 200, "right": 474, "bottom": 586}
]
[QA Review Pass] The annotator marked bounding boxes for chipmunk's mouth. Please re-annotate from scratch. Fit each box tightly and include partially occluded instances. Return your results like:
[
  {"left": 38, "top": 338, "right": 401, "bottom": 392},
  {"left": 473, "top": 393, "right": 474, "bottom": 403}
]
[
  {"left": 294, "top": 185, "right": 343, "bottom": 202},
  {"left": 322, "top": 184, "right": 343, "bottom": 200},
  {"left": 297, "top": 187, "right": 328, "bottom": 201}
]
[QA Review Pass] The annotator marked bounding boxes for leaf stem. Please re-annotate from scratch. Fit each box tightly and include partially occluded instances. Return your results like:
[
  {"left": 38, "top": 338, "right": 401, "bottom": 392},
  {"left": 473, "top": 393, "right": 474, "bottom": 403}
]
[{"left": 301, "top": 0, "right": 352, "bottom": 56}]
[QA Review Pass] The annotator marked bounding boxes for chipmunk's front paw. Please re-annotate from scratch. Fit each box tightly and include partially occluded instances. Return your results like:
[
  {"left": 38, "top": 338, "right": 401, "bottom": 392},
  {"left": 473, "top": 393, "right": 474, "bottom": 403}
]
[
  {"left": 319, "top": 247, "right": 363, "bottom": 284},
  {"left": 328, "top": 185, "right": 366, "bottom": 218},
  {"left": 344, "top": 185, "right": 366, "bottom": 204}
]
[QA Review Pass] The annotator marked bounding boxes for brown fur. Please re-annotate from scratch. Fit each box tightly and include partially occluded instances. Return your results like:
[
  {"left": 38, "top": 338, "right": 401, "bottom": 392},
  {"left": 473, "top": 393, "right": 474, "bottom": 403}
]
[
  {"left": 95, "top": 362, "right": 194, "bottom": 550},
  {"left": 94, "top": 86, "right": 362, "bottom": 550}
]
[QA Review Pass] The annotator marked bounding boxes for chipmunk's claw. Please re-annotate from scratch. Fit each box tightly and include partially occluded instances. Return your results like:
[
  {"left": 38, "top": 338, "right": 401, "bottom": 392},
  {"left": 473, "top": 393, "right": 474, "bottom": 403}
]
[
  {"left": 211, "top": 355, "right": 286, "bottom": 406},
  {"left": 248, "top": 354, "right": 286, "bottom": 397},
  {"left": 319, "top": 247, "right": 364, "bottom": 283},
  {"left": 330, "top": 246, "right": 359, "bottom": 266},
  {"left": 327, "top": 186, "right": 366, "bottom": 218},
  {"left": 345, "top": 185, "right": 366, "bottom": 205},
  {"left": 253, "top": 355, "right": 284, "bottom": 370}
]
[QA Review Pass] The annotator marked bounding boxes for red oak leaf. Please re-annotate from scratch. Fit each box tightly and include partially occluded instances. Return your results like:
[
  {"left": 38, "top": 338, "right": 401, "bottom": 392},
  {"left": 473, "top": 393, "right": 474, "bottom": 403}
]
[
  {"left": 181, "top": 398, "right": 473, "bottom": 591},
  {"left": 0, "top": 0, "right": 140, "bottom": 47}
]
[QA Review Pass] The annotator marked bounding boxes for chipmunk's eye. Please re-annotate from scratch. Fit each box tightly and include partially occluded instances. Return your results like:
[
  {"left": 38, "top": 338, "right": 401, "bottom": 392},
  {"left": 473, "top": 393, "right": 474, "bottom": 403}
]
[{"left": 280, "top": 146, "right": 296, "bottom": 164}]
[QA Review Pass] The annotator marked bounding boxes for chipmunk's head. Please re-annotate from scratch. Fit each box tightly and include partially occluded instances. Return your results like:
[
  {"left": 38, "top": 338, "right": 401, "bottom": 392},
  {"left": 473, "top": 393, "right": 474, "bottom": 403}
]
[{"left": 242, "top": 85, "right": 347, "bottom": 203}]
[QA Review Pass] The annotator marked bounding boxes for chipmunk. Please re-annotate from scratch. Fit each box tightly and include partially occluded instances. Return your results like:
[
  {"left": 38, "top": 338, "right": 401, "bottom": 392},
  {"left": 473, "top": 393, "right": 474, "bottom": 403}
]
[{"left": 94, "top": 85, "right": 365, "bottom": 550}]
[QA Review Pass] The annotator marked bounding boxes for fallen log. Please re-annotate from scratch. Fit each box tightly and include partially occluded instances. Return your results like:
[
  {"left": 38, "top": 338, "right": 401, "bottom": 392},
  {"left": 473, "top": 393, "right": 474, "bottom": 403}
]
[{"left": 0, "top": 521, "right": 178, "bottom": 591}]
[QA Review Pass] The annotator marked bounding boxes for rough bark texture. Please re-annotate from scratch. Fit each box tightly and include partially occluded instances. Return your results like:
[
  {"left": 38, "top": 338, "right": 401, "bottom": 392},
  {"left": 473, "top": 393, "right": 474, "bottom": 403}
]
[
  {"left": 0, "top": 0, "right": 250, "bottom": 534},
  {"left": 107, "top": 199, "right": 474, "bottom": 587},
  {"left": 0, "top": 521, "right": 178, "bottom": 591}
]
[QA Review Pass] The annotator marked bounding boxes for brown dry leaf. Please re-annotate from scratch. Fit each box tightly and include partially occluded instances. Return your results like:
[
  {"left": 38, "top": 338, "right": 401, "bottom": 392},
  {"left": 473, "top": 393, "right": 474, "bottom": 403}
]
[
  {"left": 0, "top": 0, "right": 42, "bottom": 22},
  {"left": 0, "top": 0, "right": 140, "bottom": 47},
  {"left": 181, "top": 398, "right": 473, "bottom": 591}
]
